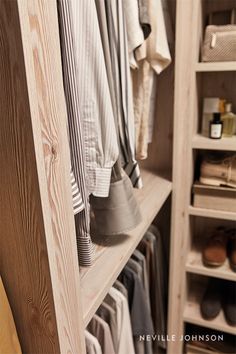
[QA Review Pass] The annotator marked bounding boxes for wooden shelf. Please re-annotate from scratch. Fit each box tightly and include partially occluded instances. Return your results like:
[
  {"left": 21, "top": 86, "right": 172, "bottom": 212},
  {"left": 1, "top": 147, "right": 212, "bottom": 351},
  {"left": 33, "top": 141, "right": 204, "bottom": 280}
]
[
  {"left": 186, "top": 250, "right": 236, "bottom": 282},
  {"left": 189, "top": 206, "right": 236, "bottom": 221},
  {"left": 80, "top": 170, "right": 172, "bottom": 326},
  {"left": 192, "top": 135, "right": 236, "bottom": 151},
  {"left": 184, "top": 282, "right": 236, "bottom": 335},
  {"left": 195, "top": 62, "right": 236, "bottom": 72}
]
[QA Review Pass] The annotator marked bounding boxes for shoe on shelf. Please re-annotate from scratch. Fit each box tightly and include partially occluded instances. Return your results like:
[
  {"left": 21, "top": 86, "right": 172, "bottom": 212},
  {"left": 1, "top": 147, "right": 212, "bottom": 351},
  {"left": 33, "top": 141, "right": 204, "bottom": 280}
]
[
  {"left": 200, "top": 278, "right": 222, "bottom": 320},
  {"left": 200, "top": 154, "right": 236, "bottom": 188},
  {"left": 227, "top": 229, "right": 236, "bottom": 272},
  {"left": 222, "top": 281, "right": 236, "bottom": 327},
  {"left": 203, "top": 227, "right": 228, "bottom": 267}
]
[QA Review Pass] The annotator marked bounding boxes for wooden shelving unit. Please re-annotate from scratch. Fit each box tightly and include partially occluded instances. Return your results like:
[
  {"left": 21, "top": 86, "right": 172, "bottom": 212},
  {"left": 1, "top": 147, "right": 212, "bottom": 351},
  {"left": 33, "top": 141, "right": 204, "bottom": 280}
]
[
  {"left": 189, "top": 206, "right": 236, "bottom": 221},
  {"left": 184, "top": 283, "right": 236, "bottom": 336},
  {"left": 192, "top": 134, "right": 236, "bottom": 151},
  {"left": 186, "top": 250, "right": 236, "bottom": 282},
  {"left": 195, "top": 61, "right": 236, "bottom": 72},
  {"left": 81, "top": 169, "right": 172, "bottom": 325},
  {"left": 168, "top": 1, "right": 236, "bottom": 353}
]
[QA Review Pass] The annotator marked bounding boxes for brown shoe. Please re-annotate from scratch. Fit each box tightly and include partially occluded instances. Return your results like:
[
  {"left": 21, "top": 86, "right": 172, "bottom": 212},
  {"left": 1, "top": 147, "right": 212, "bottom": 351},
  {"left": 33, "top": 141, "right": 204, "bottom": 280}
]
[
  {"left": 200, "top": 154, "right": 236, "bottom": 188},
  {"left": 227, "top": 230, "right": 236, "bottom": 272},
  {"left": 203, "top": 227, "right": 228, "bottom": 267}
]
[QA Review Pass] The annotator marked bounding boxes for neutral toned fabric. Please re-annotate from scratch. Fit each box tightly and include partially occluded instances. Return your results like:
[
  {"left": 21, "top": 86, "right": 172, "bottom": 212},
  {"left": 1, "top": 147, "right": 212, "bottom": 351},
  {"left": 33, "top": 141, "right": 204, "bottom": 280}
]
[
  {"left": 70, "top": 170, "right": 84, "bottom": 214},
  {"left": 105, "top": 287, "right": 135, "bottom": 354},
  {"left": 105, "top": 0, "right": 143, "bottom": 189},
  {"left": 85, "top": 330, "right": 102, "bottom": 354},
  {"left": 127, "top": 258, "right": 153, "bottom": 354},
  {"left": 90, "top": 171, "right": 141, "bottom": 235},
  {"left": 119, "top": 266, "right": 154, "bottom": 336},
  {"left": 0, "top": 277, "right": 22, "bottom": 354},
  {"left": 132, "top": 0, "right": 171, "bottom": 160},
  {"left": 71, "top": 0, "right": 119, "bottom": 197},
  {"left": 96, "top": 302, "right": 118, "bottom": 352},
  {"left": 114, "top": 280, "right": 128, "bottom": 298},
  {"left": 123, "top": 0, "right": 145, "bottom": 68},
  {"left": 138, "top": 0, "right": 152, "bottom": 39},
  {"left": 87, "top": 315, "right": 116, "bottom": 354},
  {"left": 57, "top": 0, "right": 93, "bottom": 266}
]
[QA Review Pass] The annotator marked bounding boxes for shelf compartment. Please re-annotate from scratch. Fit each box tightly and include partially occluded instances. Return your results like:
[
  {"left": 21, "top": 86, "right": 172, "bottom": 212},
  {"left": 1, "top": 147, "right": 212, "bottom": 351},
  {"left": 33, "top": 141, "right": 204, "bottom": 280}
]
[
  {"left": 184, "top": 281, "right": 236, "bottom": 336},
  {"left": 80, "top": 169, "right": 172, "bottom": 326},
  {"left": 195, "top": 62, "right": 236, "bottom": 72},
  {"left": 189, "top": 206, "right": 236, "bottom": 221},
  {"left": 186, "top": 250, "right": 236, "bottom": 282},
  {"left": 192, "top": 134, "right": 236, "bottom": 151}
]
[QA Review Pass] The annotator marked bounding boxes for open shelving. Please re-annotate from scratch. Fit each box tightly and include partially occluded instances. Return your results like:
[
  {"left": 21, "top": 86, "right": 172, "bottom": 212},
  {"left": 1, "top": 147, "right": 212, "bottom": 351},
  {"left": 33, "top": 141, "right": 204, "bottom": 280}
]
[
  {"left": 184, "top": 282, "right": 236, "bottom": 336},
  {"left": 186, "top": 250, "right": 236, "bottom": 282},
  {"left": 189, "top": 206, "right": 236, "bottom": 221},
  {"left": 192, "top": 134, "right": 236, "bottom": 151},
  {"left": 195, "top": 61, "right": 236, "bottom": 72},
  {"left": 80, "top": 169, "right": 172, "bottom": 325}
]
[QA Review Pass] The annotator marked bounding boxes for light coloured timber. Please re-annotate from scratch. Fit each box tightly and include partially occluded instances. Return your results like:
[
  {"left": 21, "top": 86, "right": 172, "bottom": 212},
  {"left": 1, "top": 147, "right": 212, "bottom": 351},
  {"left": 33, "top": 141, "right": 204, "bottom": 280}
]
[
  {"left": 189, "top": 206, "right": 236, "bottom": 221},
  {"left": 80, "top": 170, "right": 172, "bottom": 326},
  {"left": 192, "top": 134, "right": 236, "bottom": 151},
  {"left": 195, "top": 62, "right": 236, "bottom": 72},
  {"left": 186, "top": 250, "right": 236, "bottom": 281},
  {"left": 184, "top": 283, "right": 236, "bottom": 336},
  {"left": 14, "top": 0, "right": 85, "bottom": 352},
  {"left": 167, "top": 1, "right": 202, "bottom": 353}
]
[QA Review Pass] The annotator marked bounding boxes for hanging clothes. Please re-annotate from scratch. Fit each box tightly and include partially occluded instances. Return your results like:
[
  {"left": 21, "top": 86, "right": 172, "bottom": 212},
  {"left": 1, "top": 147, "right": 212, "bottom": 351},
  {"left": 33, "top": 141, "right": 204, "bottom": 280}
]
[
  {"left": 57, "top": 0, "right": 93, "bottom": 266},
  {"left": 85, "top": 330, "right": 102, "bottom": 354},
  {"left": 129, "top": 0, "right": 172, "bottom": 160},
  {"left": 87, "top": 315, "right": 116, "bottom": 354},
  {"left": 96, "top": 302, "right": 118, "bottom": 353}
]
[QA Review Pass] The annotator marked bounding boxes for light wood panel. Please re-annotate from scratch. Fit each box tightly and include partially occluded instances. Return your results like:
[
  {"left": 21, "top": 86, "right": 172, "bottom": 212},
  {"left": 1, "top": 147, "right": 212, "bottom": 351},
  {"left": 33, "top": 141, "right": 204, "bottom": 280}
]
[
  {"left": 0, "top": 1, "right": 60, "bottom": 352},
  {"left": 80, "top": 170, "right": 172, "bottom": 326},
  {"left": 17, "top": 0, "right": 86, "bottom": 353},
  {"left": 186, "top": 250, "right": 236, "bottom": 281},
  {"left": 189, "top": 206, "right": 236, "bottom": 221},
  {"left": 192, "top": 134, "right": 236, "bottom": 151},
  {"left": 195, "top": 62, "right": 236, "bottom": 72},
  {"left": 167, "top": 1, "right": 202, "bottom": 353}
]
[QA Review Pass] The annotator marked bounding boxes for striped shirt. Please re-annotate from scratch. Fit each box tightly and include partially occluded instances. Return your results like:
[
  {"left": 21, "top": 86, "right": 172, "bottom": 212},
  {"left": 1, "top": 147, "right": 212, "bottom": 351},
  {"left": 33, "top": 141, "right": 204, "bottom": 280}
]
[
  {"left": 105, "top": 0, "right": 143, "bottom": 189},
  {"left": 58, "top": 0, "right": 93, "bottom": 266}
]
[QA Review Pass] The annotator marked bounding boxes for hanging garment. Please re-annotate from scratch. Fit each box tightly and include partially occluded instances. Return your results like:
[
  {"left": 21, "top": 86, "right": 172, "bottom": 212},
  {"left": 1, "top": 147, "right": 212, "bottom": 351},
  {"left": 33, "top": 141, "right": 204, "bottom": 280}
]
[
  {"left": 132, "top": 249, "right": 150, "bottom": 306},
  {"left": 96, "top": 302, "right": 118, "bottom": 352},
  {"left": 70, "top": 170, "right": 84, "bottom": 215},
  {"left": 87, "top": 315, "right": 116, "bottom": 354},
  {"left": 127, "top": 259, "right": 153, "bottom": 354},
  {"left": 138, "top": 0, "right": 152, "bottom": 39},
  {"left": 105, "top": 287, "right": 135, "bottom": 354},
  {"left": 131, "top": 0, "right": 172, "bottom": 160},
  {"left": 0, "top": 277, "right": 22, "bottom": 354},
  {"left": 85, "top": 330, "right": 102, "bottom": 354},
  {"left": 139, "top": 226, "right": 168, "bottom": 351},
  {"left": 57, "top": 0, "right": 93, "bottom": 266},
  {"left": 119, "top": 266, "right": 154, "bottom": 337},
  {"left": 105, "top": 0, "right": 143, "bottom": 189},
  {"left": 114, "top": 279, "right": 128, "bottom": 298},
  {"left": 90, "top": 0, "right": 142, "bottom": 236},
  {"left": 123, "top": 0, "right": 145, "bottom": 68}
]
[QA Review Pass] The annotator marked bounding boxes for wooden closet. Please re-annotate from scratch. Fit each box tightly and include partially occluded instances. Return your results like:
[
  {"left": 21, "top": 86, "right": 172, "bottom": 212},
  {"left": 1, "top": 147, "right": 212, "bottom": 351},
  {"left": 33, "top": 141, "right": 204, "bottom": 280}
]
[
  {"left": 169, "top": 0, "right": 236, "bottom": 353},
  {"left": 1, "top": 0, "right": 235, "bottom": 353}
]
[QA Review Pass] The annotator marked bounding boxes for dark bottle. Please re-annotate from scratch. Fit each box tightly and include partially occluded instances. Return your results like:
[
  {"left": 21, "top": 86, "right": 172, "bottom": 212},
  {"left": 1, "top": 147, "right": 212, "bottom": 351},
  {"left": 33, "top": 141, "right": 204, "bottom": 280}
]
[{"left": 209, "top": 113, "right": 223, "bottom": 139}]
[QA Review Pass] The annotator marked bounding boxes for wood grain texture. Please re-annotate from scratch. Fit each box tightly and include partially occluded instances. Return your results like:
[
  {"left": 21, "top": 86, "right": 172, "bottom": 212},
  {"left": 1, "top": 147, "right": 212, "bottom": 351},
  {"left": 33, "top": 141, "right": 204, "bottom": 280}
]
[
  {"left": 80, "top": 170, "right": 172, "bottom": 326},
  {"left": 195, "top": 61, "right": 236, "bottom": 72},
  {"left": 192, "top": 134, "right": 236, "bottom": 151},
  {"left": 167, "top": 1, "right": 202, "bottom": 353},
  {"left": 0, "top": 2, "right": 60, "bottom": 353},
  {"left": 17, "top": 0, "right": 86, "bottom": 353}
]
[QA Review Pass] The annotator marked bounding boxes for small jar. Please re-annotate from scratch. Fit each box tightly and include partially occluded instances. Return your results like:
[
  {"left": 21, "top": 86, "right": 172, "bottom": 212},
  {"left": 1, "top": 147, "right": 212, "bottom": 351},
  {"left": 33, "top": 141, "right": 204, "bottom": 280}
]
[{"left": 209, "top": 112, "right": 223, "bottom": 139}]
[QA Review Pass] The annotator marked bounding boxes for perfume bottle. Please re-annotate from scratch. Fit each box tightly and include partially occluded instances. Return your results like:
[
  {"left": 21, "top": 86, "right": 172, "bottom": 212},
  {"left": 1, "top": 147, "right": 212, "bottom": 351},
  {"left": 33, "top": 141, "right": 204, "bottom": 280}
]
[
  {"left": 209, "top": 113, "right": 223, "bottom": 139},
  {"left": 221, "top": 103, "right": 236, "bottom": 137}
]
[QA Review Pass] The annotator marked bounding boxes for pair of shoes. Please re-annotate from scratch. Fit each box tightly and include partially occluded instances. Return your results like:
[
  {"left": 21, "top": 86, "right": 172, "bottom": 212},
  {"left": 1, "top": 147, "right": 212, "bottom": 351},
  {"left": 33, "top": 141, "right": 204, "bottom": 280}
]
[
  {"left": 203, "top": 227, "right": 236, "bottom": 272},
  {"left": 200, "top": 278, "right": 236, "bottom": 326},
  {"left": 200, "top": 154, "right": 236, "bottom": 189}
]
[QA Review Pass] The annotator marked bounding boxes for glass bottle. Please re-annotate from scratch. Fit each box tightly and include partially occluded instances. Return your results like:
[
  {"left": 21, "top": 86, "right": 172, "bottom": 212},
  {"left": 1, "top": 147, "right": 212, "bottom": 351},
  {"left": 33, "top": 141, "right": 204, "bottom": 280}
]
[{"left": 221, "top": 103, "right": 236, "bottom": 137}]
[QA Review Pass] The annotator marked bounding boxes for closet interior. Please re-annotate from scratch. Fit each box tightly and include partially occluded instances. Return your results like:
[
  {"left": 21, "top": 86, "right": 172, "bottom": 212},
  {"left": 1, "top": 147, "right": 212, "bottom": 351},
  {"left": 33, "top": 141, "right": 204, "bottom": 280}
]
[{"left": 0, "top": 0, "right": 235, "bottom": 354}]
